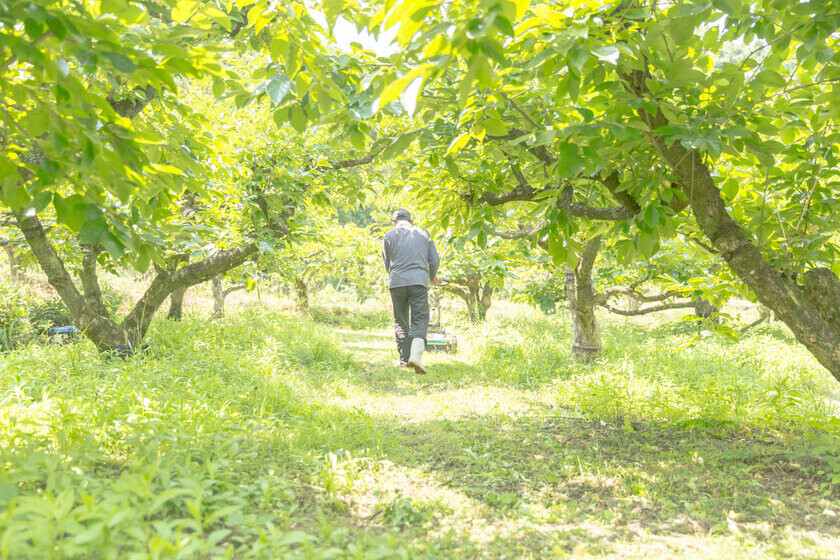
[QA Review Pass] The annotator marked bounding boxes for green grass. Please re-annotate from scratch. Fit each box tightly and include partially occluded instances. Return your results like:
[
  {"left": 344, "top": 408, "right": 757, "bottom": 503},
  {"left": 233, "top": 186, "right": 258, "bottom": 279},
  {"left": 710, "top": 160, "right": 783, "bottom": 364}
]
[{"left": 1, "top": 305, "right": 839, "bottom": 558}]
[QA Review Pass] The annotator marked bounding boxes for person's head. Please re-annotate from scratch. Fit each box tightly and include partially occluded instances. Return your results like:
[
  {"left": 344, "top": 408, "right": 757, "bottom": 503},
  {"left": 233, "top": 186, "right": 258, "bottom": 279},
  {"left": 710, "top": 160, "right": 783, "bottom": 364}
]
[{"left": 391, "top": 208, "right": 412, "bottom": 227}]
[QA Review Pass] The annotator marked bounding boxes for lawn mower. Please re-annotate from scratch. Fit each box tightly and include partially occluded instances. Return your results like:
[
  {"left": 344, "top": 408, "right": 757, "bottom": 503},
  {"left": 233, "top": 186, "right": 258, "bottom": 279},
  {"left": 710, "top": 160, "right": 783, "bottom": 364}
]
[
  {"left": 48, "top": 325, "right": 80, "bottom": 344},
  {"left": 425, "top": 282, "right": 458, "bottom": 354}
]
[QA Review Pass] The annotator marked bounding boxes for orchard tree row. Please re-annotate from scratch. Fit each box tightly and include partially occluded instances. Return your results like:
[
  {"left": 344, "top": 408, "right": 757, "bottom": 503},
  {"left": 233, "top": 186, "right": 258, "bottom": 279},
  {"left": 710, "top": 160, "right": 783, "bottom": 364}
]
[{"left": 2, "top": 0, "right": 840, "bottom": 382}]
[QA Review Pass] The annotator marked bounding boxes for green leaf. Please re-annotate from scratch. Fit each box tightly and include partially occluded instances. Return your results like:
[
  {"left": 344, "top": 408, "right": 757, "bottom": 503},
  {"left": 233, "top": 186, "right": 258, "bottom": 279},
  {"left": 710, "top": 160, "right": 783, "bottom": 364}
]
[
  {"left": 712, "top": 0, "right": 740, "bottom": 15},
  {"left": 753, "top": 70, "right": 786, "bottom": 89},
  {"left": 0, "top": 483, "right": 19, "bottom": 505},
  {"left": 2, "top": 175, "right": 28, "bottom": 210},
  {"left": 290, "top": 105, "right": 307, "bottom": 132},
  {"left": 172, "top": 1, "right": 199, "bottom": 23},
  {"left": 45, "top": 15, "right": 66, "bottom": 39},
  {"left": 547, "top": 232, "right": 566, "bottom": 266},
  {"left": 493, "top": 15, "right": 515, "bottom": 37},
  {"left": 483, "top": 118, "right": 508, "bottom": 136},
  {"left": 721, "top": 178, "right": 739, "bottom": 201},
  {"left": 136, "top": 245, "right": 152, "bottom": 273},
  {"left": 150, "top": 163, "right": 183, "bottom": 175},
  {"left": 446, "top": 132, "right": 471, "bottom": 155},
  {"left": 102, "top": 51, "right": 135, "bottom": 73},
  {"left": 554, "top": 143, "right": 581, "bottom": 178},
  {"left": 636, "top": 233, "right": 658, "bottom": 258},
  {"left": 54, "top": 195, "right": 86, "bottom": 232},
  {"left": 79, "top": 220, "right": 108, "bottom": 244},
  {"left": 399, "top": 76, "right": 424, "bottom": 116},
  {"left": 81, "top": 139, "right": 97, "bottom": 170},
  {"left": 383, "top": 133, "right": 416, "bottom": 160},
  {"left": 592, "top": 45, "right": 619, "bottom": 65},
  {"left": 378, "top": 66, "right": 428, "bottom": 111},
  {"left": 266, "top": 74, "right": 292, "bottom": 105},
  {"left": 212, "top": 77, "right": 226, "bottom": 97},
  {"left": 25, "top": 109, "right": 49, "bottom": 137},
  {"left": 568, "top": 45, "right": 589, "bottom": 74}
]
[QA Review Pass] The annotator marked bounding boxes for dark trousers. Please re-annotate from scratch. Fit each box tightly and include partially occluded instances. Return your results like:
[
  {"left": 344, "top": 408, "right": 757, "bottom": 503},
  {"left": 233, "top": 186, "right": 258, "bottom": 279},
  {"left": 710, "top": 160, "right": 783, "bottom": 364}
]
[{"left": 390, "top": 285, "right": 430, "bottom": 363}]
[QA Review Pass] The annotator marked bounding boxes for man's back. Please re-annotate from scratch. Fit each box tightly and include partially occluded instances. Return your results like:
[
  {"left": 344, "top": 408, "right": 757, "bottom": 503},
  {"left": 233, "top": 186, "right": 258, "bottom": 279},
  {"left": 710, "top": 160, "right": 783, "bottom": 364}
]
[{"left": 383, "top": 222, "right": 439, "bottom": 288}]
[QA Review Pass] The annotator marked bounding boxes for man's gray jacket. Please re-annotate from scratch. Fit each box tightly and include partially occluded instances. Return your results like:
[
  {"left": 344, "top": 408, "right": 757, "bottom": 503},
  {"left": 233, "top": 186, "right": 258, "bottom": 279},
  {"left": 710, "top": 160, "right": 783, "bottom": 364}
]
[{"left": 382, "top": 221, "right": 440, "bottom": 288}]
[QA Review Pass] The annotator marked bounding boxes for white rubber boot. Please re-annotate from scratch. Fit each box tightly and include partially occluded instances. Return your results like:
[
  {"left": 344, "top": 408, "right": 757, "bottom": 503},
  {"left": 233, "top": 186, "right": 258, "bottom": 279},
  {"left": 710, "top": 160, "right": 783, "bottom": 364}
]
[{"left": 407, "top": 338, "right": 427, "bottom": 374}]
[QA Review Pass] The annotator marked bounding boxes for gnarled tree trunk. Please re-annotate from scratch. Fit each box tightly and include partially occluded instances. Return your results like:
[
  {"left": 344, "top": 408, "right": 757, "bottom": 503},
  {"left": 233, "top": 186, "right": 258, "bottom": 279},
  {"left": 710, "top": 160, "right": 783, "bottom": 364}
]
[
  {"left": 633, "top": 82, "right": 840, "bottom": 380},
  {"left": 212, "top": 276, "right": 225, "bottom": 318},
  {"left": 14, "top": 210, "right": 258, "bottom": 354},
  {"left": 477, "top": 281, "right": 494, "bottom": 321},
  {"left": 293, "top": 278, "right": 309, "bottom": 311},
  {"left": 167, "top": 287, "right": 187, "bottom": 320},
  {"left": 443, "top": 274, "right": 494, "bottom": 322},
  {"left": 693, "top": 297, "right": 718, "bottom": 323},
  {"left": 566, "top": 236, "right": 602, "bottom": 360}
]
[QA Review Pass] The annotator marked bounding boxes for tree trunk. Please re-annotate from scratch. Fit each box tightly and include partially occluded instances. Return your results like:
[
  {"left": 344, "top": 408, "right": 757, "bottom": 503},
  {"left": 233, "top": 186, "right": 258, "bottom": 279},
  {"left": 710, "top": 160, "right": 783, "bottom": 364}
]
[
  {"left": 693, "top": 297, "right": 718, "bottom": 323},
  {"left": 212, "top": 276, "right": 225, "bottom": 318},
  {"left": 14, "top": 210, "right": 258, "bottom": 353},
  {"left": 446, "top": 287, "right": 474, "bottom": 320},
  {"left": 476, "top": 282, "right": 493, "bottom": 321},
  {"left": 758, "top": 304, "right": 773, "bottom": 322},
  {"left": 2, "top": 243, "right": 19, "bottom": 282},
  {"left": 294, "top": 278, "right": 309, "bottom": 311},
  {"left": 638, "top": 97, "right": 840, "bottom": 380},
  {"left": 167, "top": 287, "right": 187, "bottom": 320},
  {"left": 566, "top": 236, "right": 603, "bottom": 360}
]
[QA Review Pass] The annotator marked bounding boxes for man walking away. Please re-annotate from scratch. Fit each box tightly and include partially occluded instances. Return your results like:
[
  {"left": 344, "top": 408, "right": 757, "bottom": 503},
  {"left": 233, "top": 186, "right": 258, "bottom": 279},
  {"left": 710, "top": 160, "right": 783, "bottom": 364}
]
[{"left": 382, "top": 209, "right": 440, "bottom": 374}]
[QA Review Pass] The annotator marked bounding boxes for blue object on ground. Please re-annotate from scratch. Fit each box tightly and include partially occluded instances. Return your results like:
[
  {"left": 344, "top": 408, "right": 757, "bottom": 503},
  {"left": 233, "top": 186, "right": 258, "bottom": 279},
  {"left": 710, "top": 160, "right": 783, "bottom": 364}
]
[{"left": 49, "top": 326, "right": 80, "bottom": 335}]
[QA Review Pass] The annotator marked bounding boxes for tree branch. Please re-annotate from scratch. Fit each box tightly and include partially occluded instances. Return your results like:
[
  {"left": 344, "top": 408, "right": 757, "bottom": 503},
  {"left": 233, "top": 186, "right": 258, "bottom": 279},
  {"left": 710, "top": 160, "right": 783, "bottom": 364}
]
[
  {"left": 602, "top": 300, "right": 696, "bottom": 316},
  {"left": 598, "top": 171, "right": 641, "bottom": 215},
  {"left": 15, "top": 211, "right": 86, "bottom": 316},
  {"left": 80, "top": 245, "right": 112, "bottom": 318},
  {"left": 121, "top": 243, "right": 259, "bottom": 343},
  {"left": 578, "top": 236, "right": 602, "bottom": 279},
  {"left": 493, "top": 220, "right": 549, "bottom": 239},
  {"left": 224, "top": 283, "right": 247, "bottom": 296},
  {"left": 313, "top": 141, "right": 390, "bottom": 172},
  {"left": 500, "top": 91, "right": 540, "bottom": 129}
]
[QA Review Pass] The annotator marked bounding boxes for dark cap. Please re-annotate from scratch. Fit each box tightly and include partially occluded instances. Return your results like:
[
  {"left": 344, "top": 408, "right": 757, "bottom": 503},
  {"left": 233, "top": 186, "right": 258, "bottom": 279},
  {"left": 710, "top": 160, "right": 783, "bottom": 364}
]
[{"left": 391, "top": 209, "right": 412, "bottom": 222}]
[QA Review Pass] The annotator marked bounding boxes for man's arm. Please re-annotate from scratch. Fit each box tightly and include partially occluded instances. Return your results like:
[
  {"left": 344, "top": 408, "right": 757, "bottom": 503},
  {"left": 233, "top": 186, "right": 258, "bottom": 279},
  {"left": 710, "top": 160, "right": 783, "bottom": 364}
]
[
  {"left": 382, "top": 235, "right": 391, "bottom": 272},
  {"left": 428, "top": 237, "right": 440, "bottom": 280}
]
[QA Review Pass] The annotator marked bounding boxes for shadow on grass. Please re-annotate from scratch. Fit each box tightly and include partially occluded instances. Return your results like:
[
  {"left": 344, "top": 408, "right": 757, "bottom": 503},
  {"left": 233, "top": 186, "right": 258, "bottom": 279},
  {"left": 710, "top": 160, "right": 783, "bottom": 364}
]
[
  {"left": 271, "top": 397, "right": 840, "bottom": 557},
  {"left": 223, "top": 334, "right": 840, "bottom": 558}
]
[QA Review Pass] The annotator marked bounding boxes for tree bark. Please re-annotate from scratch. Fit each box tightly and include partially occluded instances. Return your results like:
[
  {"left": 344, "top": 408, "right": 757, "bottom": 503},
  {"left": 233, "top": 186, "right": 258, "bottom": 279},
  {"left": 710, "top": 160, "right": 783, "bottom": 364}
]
[
  {"left": 566, "top": 236, "right": 603, "bottom": 360},
  {"left": 15, "top": 210, "right": 129, "bottom": 348},
  {"left": 121, "top": 244, "right": 258, "bottom": 345},
  {"left": 167, "top": 286, "right": 187, "bottom": 320},
  {"left": 477, "top": 282, "right": 494, "bottom": 321},
  {"left": 2, "top": 242, "right": 19, "bottom": 282},
  {"left": 693, "top": 297, "right": 718, "bottom": 323},
  {"left": 442, "top": 274, "right": 493, "bottom": 322},
  {"left": 294, "top": 278, "right": 309, "bottom": 311},
  {"left": 212, "top": 276, "right": 225, "bottom": 318}
]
